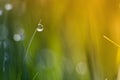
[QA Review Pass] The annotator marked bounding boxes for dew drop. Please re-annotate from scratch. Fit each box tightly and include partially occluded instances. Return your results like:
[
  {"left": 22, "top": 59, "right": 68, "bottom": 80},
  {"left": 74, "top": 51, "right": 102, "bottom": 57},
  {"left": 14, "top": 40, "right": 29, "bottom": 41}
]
[
  {"left": 0, "top": 10, "right": 3, "bottom": 16},
  {"left": 5, "top": 3, "right": 13, "bottom": 11},
  {"left": 37, "top": 23, "right": 44, "bottom": 32}
]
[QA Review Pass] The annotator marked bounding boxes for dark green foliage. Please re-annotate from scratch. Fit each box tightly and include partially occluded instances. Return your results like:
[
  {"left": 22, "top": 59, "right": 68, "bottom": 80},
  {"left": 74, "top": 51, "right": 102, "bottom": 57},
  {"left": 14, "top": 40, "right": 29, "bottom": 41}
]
[{"left": 0, "top": 25, "right": 29, "bottom": 80}]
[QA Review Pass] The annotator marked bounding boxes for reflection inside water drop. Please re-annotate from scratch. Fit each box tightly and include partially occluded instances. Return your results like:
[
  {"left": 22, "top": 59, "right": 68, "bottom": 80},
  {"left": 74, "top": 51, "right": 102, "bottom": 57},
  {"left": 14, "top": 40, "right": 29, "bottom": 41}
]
[{"left": 37, "top": 23, "right": 44, "bottom": 32}]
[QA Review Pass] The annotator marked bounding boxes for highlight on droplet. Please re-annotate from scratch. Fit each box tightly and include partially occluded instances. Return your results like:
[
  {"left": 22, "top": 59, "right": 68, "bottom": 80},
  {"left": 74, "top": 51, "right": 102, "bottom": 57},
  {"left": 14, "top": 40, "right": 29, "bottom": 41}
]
[{"left": 37, "top": 23, "right": 44, "bottom": 32}]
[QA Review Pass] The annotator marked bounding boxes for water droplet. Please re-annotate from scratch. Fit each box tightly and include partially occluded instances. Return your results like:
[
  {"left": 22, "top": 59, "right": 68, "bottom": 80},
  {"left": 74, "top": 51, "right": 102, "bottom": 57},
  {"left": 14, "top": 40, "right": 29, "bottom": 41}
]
[
  {"left": 37, "top": 23, "right": 44, "bottom": 32},
  {"left": 5, "top": 3, "right": 13, "bottom": 11},
  {"left": 13, "top": 34, "right": 21, "bottom": 42},
  {"left": 76, "top": 62, "right": 87, "bottom": 75},
  {"left": 0, "top": 10, "right": 3, "bottom": 16}
]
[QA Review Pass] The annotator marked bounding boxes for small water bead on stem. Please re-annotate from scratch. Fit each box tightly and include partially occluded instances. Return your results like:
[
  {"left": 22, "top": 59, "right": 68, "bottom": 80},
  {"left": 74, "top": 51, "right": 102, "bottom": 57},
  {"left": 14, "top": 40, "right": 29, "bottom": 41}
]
[
  {"left": 37, "top": 23, "right": 44, "bottom": 32},
  {"left": 24, "top": 20, "right": 44, "bottom": 61},
  {"left": 5, "top": 3, "right": 13, "bottom": 11}
]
